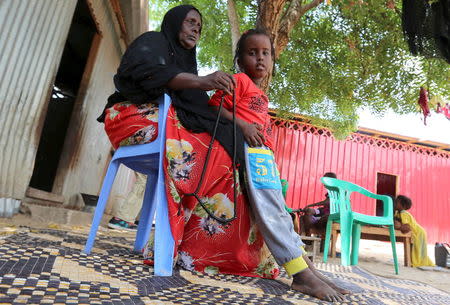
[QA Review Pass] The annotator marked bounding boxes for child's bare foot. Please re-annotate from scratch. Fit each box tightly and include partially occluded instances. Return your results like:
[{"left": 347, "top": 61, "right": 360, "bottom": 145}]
[
  {"left": 303, "top": 255, "right": 352, "bottom": 295},
  {"left": 316, "top": 273, "right": 351, "bottom": 295},
  {"left": 292, "top": 268, "right": 344, "bottom": 302}
]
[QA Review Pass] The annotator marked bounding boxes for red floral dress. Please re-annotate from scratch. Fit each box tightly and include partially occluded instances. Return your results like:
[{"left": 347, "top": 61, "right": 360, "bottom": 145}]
[
  {"left": 104, "top": 102, "right": 159, "bottom": 149},
  {"left": 104, "top": 102, "right": 279, "bottom": 278}
]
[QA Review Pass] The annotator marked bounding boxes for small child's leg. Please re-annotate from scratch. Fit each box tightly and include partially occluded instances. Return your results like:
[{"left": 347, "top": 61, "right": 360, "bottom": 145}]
[
  {"left": 244, "top": 145, "right": 344, "bottom": 301},
  {"left": 303, "top": 254, "right": 351, "bottom": 295},
  {"left": 292, "top": 267, "right": 344, "bottom": 302},
  {"left": 244, "top": 145, "right": 304, "bottom": 266},
  {"left": 302, "top": 215, "right": 315, "bottom": 236}
]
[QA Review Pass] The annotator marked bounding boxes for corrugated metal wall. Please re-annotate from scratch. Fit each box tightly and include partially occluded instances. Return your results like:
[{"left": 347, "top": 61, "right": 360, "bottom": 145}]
[
  {"left": 272, "top": 118, "right": 450, "bottom": 244},
  {"left": 0, "top": 0, "right": 145, "bottom": 216},
  {"left": 54, "top": 0, "right": 148, "bottom": 214},
  {"left": 53, "top": 0, "right": 130, "bottom": 213},
  {"left": 0, "top": 0, "right": 77, "bottom": 199}
]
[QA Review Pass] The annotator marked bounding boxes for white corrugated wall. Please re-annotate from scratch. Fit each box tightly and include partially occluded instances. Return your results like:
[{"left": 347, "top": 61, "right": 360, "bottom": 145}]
[{"left": 0, "top": 0, "right": 77, "bottom": 199}]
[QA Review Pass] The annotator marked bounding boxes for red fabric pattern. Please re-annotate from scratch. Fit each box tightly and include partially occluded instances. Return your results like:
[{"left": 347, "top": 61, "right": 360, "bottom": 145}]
[
  {"left": 437, "top": 103, "right": 450, "bottom": 120},
  {"left": 418, "top": 87, "right": 430, "bottom": 126},
  {"left": 104, "top": 101, "right": 279, "bottom": 278},
  {"left": 104, "top": 102, "right": 159, "bottom": 149},
  {"left": 163, "top": 105, "right": 279, "bottom": 278},
  {"left": 208, "top": 73, "right": 274, "bottom": 149}
]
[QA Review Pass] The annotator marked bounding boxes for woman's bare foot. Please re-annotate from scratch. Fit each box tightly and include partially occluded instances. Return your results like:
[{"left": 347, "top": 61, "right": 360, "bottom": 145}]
[
  {"left": 292, "top": 268, "right": 344, "bottom": 302},
  {"left": 304, "top": 255, "right": 352, "bottom": 295}
]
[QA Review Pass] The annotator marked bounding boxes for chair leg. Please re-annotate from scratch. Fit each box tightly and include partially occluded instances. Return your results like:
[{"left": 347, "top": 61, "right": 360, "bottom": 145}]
[
  {"left": 134, "top": 172, "right": 158, "bottom": 253},
  {"left": 323, "top": 220, "right": 333, "bottom": 263},
  {"left": 339, "top": 215, "right": 352, "bottom": 266},
  {"left": 388, "top": 225, "right": 399, "bottom": 275},
  {"left": 84, "top": 161, "right": 120, "bottom": 254},
  {"left": 351, "top": 223, "right": 361, "bottom": 265},
  {"left": 154, "top": 171, "right": 175, "bottom": 276}
]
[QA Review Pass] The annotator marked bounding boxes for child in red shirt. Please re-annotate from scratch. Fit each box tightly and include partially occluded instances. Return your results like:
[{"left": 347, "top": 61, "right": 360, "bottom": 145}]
[
  {"left": 209, "top": 72, "right": 273, "bottom": 149},
  {"left": 208, "top": 29, "right": 349, "bottom": 302}
]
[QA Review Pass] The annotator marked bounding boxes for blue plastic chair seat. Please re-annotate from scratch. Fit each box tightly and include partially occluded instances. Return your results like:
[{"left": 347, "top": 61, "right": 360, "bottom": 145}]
[{"left": 84, "top": 94, "right": 175, "bottom": 276}]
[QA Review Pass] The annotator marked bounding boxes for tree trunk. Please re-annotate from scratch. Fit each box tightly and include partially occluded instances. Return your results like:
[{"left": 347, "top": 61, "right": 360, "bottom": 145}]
[
  {"left": 256, "top": 0, "right": 286, "bottom": 91},
  {"left": 227, "top": 0, "right": 240, "bottom": 57},
  {"left": 256, "top": 0, "right": 286, "bottom": 58},
  {"left": 278, "top": 0, "right": 323, "bottom": 56},
  {"left": 256, "top": 0, "right": 325, "bottom": 91}
]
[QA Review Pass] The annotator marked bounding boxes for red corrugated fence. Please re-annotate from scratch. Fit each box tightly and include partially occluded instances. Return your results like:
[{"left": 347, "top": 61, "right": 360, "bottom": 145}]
[{"left": 271, "top": 118, "right": 450, "bottom": 244}]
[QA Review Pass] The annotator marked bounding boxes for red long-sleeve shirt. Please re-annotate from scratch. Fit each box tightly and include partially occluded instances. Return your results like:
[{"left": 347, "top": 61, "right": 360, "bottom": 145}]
[{"left": 208, "top": 73, "right": 274, "bottom": 149}]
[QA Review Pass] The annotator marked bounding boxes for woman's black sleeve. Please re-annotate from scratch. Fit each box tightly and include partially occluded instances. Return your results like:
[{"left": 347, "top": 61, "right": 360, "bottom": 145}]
[{"left": 113, "top": 32, "right": 183, "bottom": 103}]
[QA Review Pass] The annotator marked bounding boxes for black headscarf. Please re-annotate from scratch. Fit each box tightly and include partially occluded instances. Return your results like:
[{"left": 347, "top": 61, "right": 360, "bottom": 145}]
[
  {"left": 97, "top": 5, "right": 245, "bottom": 165},
  {"left": 160, "top": 5, "right": 199, "bottom": 75}
]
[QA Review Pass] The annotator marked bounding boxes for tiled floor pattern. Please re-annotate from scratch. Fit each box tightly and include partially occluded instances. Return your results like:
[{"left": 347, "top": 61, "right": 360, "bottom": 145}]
[{"left": 0, "top": 227, "right": 449, "bottom": 304}]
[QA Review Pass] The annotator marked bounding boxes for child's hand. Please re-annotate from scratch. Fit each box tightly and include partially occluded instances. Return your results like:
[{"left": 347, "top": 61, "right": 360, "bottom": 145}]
[
  {"left": 400, "top": 224, "right": 411, "bottom": 234},
  {"left": 304, "top": 208, "right": 316, "bottom": 216},
  {"left": 394, "top": 220, "right": 402, "bottom": 230},
  {"left": 239, "top": 121, "right": 265, "bottom": 147}
]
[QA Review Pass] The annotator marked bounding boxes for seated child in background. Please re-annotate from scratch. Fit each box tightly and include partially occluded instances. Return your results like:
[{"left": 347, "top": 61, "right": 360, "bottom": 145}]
[
  {"left": 394, "top": 195, "right": 435, "bottom": 267},
  {"left": 302, "top": 172, "right": 337, "bottom": 236}
]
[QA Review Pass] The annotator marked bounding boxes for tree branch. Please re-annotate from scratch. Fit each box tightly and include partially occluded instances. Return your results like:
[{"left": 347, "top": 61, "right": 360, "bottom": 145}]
[
  {"left": 277, "top": 0, "right": 324, "bottom": 56},
  {"left": 300, "top": 0, "right": 324, "bottom": 15},
  {"left": 255, "top": 0, "right": 286, "bottom": 91},
  {"left": 256, "top": 0, "right": 286, "bottom": 40},
  {"left": 227, "top": 0, "right": 240, "bottom": 56}
]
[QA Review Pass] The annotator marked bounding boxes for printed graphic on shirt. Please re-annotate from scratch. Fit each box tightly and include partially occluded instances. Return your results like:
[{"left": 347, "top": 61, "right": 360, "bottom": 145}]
[
  {"left": 247, "top": 147, "right": 281, "bottom": 190},
  {"left": 248, "top": 96, "right": 267, "bottom": 113}
]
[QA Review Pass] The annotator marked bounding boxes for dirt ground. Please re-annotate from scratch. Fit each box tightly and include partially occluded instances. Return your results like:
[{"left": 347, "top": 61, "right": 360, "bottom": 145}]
[
  {"left": 328, "top": 236, "right": 450, "bottom": 294},
  {"left": 2, "top": 213, "right": 449, "bottom": 294}
]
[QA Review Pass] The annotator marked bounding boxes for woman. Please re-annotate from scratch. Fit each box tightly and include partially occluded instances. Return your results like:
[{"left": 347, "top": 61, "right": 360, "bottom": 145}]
[
  {"left": 98, "top": 5, "right": 276, "bottom": 278},
  {"left": 99, "top": 5, "right": 347, "bottom": 302}
]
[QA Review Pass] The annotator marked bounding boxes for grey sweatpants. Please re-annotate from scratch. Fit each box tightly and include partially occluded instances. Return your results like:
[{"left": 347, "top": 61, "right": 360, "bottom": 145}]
[{"left": 244, "top": 144, "right": 304, "bottom": 266}]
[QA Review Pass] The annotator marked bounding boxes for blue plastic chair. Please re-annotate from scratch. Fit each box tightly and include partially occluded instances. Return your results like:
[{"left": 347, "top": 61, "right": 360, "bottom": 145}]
[
  {"left": 321, "top": 177, "right": 399, "bottom": 274},
  {"left": 84, "top": 94, "right": 175, "bottom": 276}
]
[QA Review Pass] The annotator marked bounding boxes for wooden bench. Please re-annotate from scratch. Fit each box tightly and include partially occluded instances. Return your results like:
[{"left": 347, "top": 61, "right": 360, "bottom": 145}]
[
  {"left": 330, "top": 223, "right": 413, "bottom": 267},
  {"left": 300, "top": 235, "right": 322, "bottom": 263}
]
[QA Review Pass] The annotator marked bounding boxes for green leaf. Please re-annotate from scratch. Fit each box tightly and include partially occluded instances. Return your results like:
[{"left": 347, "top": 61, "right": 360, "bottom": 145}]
[{"left": 150, "top": 0, "right": 450, "bottom": 137}]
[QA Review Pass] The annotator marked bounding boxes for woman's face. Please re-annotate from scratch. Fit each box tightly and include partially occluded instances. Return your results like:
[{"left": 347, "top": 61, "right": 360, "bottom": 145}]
[{"left": 178, "top": 10, "right": 202, "bottom": 49}]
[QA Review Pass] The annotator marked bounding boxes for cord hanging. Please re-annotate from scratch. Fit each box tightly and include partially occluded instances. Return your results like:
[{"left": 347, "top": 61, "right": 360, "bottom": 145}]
[{"left": 182, "top": 91, "right": 238, "bottom": 225}]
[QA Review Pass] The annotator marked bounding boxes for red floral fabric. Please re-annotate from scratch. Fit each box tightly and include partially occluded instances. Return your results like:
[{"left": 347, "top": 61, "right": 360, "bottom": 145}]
[
  {"left": 105, "top": 102, "right": 279, "bottom": 278},
  {"left": 104, "top": 102, "right": 159, "bottom": 149},
  {"left": 163, "top": 105, "right": 279, "bottom": 278}
]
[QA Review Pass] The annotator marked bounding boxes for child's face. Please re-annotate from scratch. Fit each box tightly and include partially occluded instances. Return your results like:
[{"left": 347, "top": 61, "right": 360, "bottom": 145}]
[
  {"left": 394, "top": 199, "right": 402, "bottom": 211},
  {"left": 238, "top": 34, "right": 273, "bottom": 86}
]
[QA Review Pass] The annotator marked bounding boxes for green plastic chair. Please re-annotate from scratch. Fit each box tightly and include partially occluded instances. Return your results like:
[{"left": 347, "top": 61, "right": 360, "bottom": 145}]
[
  {"left": 321, "top": 177, "right": 399, "bottom": 274},
  {"left": 281, "top": 179, "right": 303, "bottom": 214}
]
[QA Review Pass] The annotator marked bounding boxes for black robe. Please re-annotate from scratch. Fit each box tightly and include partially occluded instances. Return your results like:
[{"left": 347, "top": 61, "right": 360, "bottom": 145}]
[{"left": 97, "top": 5, "right": 244, "bottom": 165}]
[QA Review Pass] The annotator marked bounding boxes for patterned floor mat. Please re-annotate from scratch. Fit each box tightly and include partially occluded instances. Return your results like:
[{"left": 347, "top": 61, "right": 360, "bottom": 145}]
[{"left": 0, "top": 227, "right": 449, "bottom": 304}]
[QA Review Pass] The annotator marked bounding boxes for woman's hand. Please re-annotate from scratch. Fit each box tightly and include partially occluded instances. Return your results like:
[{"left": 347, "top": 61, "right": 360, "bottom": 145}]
[
  {"left": 239, "top": 120, "right": 265, "bottom": 147},
  {"left": 199, "top": 71, "right": 236, "bottom": 95}
]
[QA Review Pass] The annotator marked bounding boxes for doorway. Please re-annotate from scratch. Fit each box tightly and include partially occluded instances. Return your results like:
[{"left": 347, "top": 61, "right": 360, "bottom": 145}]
[
  {"left": 29, "top": 0, "right": 98, "bottom": 193},
  {"left": 376, "top": 173, "right": 398, "bottom": 216}
]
